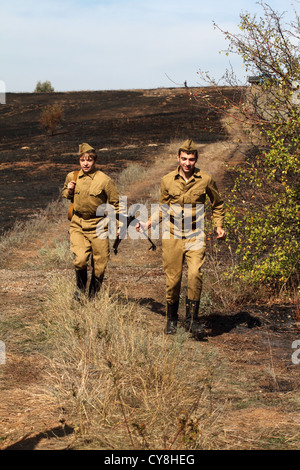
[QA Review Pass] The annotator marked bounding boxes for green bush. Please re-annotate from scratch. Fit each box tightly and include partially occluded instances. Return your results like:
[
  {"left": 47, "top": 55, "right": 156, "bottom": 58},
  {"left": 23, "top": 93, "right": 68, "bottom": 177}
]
[
  {"left": 225, "top": 112, "right": 300, "bottom": 290},
  {"left": 34, "top": 80, "right": 54, "bottom": 93}
]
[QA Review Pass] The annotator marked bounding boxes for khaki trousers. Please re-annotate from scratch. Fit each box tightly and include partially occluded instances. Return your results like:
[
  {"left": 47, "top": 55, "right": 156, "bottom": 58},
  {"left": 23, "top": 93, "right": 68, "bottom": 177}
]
[
  {"left": 162, "top": 238, "right": 206, "bottom": 304},
  {"left": 69, "top": 215, "right": 109, "bottom": 278}
]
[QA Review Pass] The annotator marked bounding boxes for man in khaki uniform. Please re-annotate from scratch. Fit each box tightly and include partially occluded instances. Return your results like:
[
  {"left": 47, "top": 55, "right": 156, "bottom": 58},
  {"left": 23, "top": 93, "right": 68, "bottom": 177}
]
[
  {"left": 137, "top": 139, "right": 226, "bottom": 339},
  {"left": 62, "top": 143, "right": 122, "bottom": 300}
]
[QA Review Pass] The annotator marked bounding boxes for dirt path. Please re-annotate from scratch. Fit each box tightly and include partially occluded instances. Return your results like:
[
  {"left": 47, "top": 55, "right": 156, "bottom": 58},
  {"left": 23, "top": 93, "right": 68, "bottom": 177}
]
[{"left": 1, "top": 141, "right": 300, "bottom": 450}]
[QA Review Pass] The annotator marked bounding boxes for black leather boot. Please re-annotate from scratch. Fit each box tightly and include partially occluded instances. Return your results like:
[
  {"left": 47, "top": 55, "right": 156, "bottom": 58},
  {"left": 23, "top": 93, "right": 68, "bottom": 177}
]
[
  {"left": 74, "top": 268, "right": 87, "bottom": 302},
  {"left": 185, "top": 298, "right": 206, "bottom": 340},
  {"left": 165, "top": 301, "right": 179, "bottom": 335},
  {"left": 88, "top": 273, "right": 104, "bottom": 299}
]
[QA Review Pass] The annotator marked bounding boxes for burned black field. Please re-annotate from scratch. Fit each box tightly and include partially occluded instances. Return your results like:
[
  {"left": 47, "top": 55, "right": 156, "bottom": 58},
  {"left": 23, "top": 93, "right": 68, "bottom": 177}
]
[{"left": 0, "top": 87, "right": 241, "bottom": 234}]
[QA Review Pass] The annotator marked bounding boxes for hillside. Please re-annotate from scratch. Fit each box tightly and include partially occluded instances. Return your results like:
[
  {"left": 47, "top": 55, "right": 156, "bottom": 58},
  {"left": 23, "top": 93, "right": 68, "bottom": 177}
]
[
  {"left": 0, "top": 86, "right": 242, "bottom": 234},
  {"left": 0, "top": 87, "right": 299, "bottom": 451}
]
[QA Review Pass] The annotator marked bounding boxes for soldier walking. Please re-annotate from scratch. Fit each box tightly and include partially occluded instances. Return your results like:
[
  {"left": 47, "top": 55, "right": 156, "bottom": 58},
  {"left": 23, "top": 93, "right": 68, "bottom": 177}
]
[
  {"left": 137, "top": 139, "right": 226, "bottom": 340},
  {"left": 62, "top": 143, "right": 122, "bottom": 300}
]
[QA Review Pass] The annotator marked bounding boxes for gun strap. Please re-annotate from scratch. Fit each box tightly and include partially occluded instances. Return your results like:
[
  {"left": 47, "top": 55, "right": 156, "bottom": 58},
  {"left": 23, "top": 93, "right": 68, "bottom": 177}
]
[{"left": 68, "top": 170, "right": 80, "bottom": 221}]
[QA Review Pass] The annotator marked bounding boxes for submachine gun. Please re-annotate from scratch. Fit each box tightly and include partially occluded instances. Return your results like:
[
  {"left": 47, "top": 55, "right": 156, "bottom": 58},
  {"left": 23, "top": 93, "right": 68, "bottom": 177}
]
[{"left": 113, "top": 204, "right": 156, "bottom": 255}]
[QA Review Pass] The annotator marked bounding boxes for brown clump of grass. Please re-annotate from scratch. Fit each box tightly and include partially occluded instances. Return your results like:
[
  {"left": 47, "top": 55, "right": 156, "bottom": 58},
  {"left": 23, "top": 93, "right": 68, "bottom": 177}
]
[
  {"left": 40, "top": 104, "right": 63, "bottom": 135},
  {"left": 40, "top": 275, "right": 225, "bottom": 450}
]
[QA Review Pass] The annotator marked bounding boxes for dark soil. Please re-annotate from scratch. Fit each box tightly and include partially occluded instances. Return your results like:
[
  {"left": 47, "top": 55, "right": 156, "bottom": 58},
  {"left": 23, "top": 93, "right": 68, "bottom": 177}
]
[
  {"left": 0, "top": 86, "right": 242, "bottom": 234},
  {"left": 1, "top": 87, "right": 299, "bottom": 450}
]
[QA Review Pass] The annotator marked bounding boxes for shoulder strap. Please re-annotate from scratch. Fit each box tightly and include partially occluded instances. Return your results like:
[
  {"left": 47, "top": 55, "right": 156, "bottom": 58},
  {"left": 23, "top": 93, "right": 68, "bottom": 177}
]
[
  {"left": 71, "top": 170, "right": 80, "bottom": 200},
  {"left": 67, "top": 170, "right": 80, "bottom": 221}
]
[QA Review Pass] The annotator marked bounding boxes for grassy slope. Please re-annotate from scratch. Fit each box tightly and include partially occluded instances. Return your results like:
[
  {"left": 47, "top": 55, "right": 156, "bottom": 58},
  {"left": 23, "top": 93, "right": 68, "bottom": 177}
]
[{"left": 0, "top": 142, "right": 300, "bottom": 450}]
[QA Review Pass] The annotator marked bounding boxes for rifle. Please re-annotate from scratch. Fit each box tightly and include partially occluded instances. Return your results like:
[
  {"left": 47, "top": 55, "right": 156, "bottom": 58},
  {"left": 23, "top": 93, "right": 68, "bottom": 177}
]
[{"left": 113, "top": 207, "right": 156, "bottom": 255}]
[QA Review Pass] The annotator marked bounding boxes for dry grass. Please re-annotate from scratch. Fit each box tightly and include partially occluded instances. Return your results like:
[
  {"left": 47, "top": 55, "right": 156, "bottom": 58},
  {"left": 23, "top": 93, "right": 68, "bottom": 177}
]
[
  {"left": 116, "top": 146, "right": 175, "bottom": 205},
  {"left": 37, "top": 238, "right": 73, "bottom": 268},
  {"left": 28, "top": 142, "right": 234, "bottom": 449},
  {"left": 0, "top": 199, "right": 69, "bottom": 268},
  {"left": 2, "top": 140, "right": 300, "bottom": 450},
  {"left": 39, "top": 275, "right": 228, "bottom": 450}
]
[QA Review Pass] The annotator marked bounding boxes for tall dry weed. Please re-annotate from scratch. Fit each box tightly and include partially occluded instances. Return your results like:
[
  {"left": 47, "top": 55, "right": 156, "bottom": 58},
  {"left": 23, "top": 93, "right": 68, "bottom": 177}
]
[{"left": 40, "top": 275, "right": 225, "bottom": 449}]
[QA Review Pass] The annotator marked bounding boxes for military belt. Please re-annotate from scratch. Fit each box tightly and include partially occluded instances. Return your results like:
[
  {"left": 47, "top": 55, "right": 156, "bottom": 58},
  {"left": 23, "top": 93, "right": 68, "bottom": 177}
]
[{"left": 73, "top": 210, "right": 100, "bottom": 220}]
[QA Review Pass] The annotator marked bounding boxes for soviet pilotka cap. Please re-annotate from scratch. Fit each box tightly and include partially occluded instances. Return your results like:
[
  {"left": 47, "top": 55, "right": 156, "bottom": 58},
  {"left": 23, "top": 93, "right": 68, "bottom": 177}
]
[
  {"left": 78, "top": 143, "right": 96, "bottom": 156},
  {"left": 178, "top": 139, "right": 198, "bottom": 157}
]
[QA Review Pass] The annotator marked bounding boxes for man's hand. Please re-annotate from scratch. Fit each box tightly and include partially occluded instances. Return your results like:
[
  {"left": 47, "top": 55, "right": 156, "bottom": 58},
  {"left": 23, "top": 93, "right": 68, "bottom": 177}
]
[
  {"left": 67, "top": 180, "right": 76, "bottom": 195},
  {"left": 216, "top": 227, "right": 226, "bottom": 239},
  {"left": 136, "top": 221, "right": 151, "bottom": 233},
  {"left": 136, "top": 220, "right": 156, "bottom": 251}
]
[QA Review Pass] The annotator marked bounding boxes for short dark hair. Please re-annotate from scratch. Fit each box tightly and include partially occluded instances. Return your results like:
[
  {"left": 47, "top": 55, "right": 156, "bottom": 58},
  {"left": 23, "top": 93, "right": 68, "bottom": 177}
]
[
  {"left": 80, "top": 150, "right": 97, "bottom": 160},
  {"left": 178, "top": 149, "right": 198, "bottom": 159}
]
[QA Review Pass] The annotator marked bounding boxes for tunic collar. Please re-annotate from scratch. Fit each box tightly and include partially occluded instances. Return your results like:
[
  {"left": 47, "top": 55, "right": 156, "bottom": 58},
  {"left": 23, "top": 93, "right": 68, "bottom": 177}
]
[
  {"left": 174, "top": 166, "right": 202, "bottom": 181},
  {"left": 78, "top": 168, "right": 97, "bottom": 179}
]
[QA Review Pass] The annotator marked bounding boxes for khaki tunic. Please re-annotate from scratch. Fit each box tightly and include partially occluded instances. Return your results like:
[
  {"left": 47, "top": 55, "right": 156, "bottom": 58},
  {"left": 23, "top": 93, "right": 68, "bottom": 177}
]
[
  {"left": 151, "top": 166, "right": 225, "bottom": 303},
  {"left": 62, "top": 168, "right": 122, "bottom": 278}
]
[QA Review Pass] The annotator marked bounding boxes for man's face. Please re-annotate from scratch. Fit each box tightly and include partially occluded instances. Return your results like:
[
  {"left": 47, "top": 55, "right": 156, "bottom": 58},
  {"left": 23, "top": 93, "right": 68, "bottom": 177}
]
[
  {"left": 79, "top": 152, "right": 96, "bottom": 173},
  {"left": 177, "top": 151, "right": 197, "bottom": 175}
]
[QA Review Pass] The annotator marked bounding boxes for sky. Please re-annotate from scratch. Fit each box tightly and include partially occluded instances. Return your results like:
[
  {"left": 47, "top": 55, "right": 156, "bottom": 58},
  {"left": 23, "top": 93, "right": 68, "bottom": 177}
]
[{"left": 0, "top": 0, "right": 294, "bottom": 93}]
